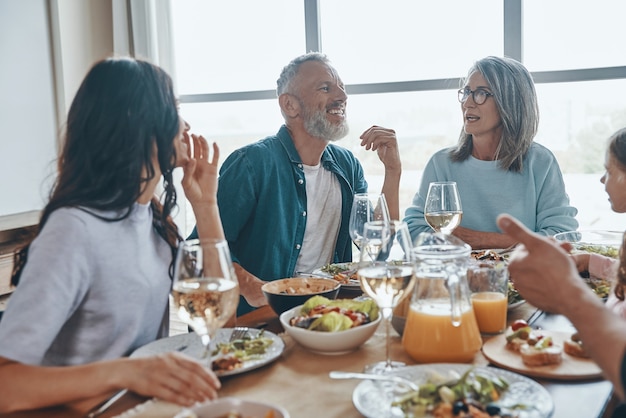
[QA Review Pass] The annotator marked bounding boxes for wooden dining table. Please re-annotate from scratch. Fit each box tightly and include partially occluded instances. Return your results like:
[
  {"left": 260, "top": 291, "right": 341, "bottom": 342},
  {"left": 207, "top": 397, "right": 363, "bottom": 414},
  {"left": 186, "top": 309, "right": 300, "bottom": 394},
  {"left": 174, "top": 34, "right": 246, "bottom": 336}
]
[{"left": 0, "top": 292, "right": 618, "bottom": 418}]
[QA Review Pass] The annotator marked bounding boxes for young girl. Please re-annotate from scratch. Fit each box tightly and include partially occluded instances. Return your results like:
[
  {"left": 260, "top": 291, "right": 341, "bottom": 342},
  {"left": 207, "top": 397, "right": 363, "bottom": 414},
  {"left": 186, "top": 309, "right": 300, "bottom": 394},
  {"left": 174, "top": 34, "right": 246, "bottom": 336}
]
[
  {"left": 0, "top": 57, "right": 224, "bottom": 413},
  {"left": 570, "top": 127, "right": 626, "bottom": 318}
]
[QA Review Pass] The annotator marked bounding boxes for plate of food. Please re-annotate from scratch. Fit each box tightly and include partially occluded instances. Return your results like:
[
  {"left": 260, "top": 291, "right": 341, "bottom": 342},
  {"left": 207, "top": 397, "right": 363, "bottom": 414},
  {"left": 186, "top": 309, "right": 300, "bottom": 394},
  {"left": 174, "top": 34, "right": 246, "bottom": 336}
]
[
  {"left": 177, "top": 397, "right": 290, "bottom": 418},
  {"left": 352, "top": 363, "right": 554, "bottom": 418},
  {"left": 312, "top": 262, "right": 362, "bottom": 290},
  {"left": 554, "top": 230, "right": 622, "bottom": 257},
  {"left": 482, "top": 320, "right": 602, "bottom": 380},
  {"left": 130, "top": 328, "right": 284, "bottom": 377}
]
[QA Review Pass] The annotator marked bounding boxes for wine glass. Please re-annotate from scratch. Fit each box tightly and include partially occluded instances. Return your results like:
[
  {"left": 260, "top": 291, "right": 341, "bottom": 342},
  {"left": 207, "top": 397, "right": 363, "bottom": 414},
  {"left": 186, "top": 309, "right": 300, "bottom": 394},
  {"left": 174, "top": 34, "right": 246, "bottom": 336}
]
[
  {"left": 349, "top": 193, "right": 391, "bottom": 250},
  {"left": 424, "top": 181, "right": 463, "bottom": 234},
  {"left": 357, "top": 220, "right": 416, "bottom": 374},
  {"left": 171, "top": 238, "right": 240, "bottom": 359}
]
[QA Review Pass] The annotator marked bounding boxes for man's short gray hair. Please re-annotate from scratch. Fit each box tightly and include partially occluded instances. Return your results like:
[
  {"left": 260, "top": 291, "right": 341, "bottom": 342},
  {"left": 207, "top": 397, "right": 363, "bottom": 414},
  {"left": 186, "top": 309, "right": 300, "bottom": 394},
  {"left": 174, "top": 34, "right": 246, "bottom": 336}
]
[{"left": 276, "top": 52, "right": 331, "bottom": 96}]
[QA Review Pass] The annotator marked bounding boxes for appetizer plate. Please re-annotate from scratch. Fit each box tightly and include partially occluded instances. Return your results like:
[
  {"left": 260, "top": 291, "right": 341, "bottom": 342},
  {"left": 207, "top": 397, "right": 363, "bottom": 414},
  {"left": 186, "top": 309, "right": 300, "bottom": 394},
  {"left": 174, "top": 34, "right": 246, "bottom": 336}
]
[
  {"left": 312, "top": 262, "right": 362, "bottom": 291},
  {"left": 130, "top": 328, "right": 284, "bottom": 377},
  {"left": 352, "top": 363, "right": 554, "bottom": 418},
  {"left": 482, "top": 330, "right": 602, "bottom": 380}
]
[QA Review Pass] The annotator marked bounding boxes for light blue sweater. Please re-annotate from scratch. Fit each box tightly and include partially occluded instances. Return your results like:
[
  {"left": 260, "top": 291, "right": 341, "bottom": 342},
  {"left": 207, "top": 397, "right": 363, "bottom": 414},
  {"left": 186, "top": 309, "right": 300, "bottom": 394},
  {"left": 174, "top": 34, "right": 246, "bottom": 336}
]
[{"left": 404, "top": 143, "right": 579, "bottom": 241}]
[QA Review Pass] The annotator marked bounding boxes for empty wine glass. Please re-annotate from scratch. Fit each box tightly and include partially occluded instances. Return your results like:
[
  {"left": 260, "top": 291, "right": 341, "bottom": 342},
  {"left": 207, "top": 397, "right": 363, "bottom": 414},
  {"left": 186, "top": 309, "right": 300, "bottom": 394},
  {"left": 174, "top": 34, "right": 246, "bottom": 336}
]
[
  {"left": 171, "top": 239, "right": 239, "bottom": 360},
  {"left": 349, "top": 193, "right": 390, "bottom": 250},
  {"left": 357, "top": 220, "right": 416, "bottom": 374},
  {"left": 424, "top": 181, "right": 463, "bottom": 234}
]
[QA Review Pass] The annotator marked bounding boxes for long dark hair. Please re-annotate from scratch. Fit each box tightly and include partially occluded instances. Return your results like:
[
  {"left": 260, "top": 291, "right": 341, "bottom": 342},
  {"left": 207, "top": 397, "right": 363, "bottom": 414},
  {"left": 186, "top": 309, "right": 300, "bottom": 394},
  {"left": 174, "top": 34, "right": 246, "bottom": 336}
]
[
  {"left": 609, "top": 128, "right": 626, "bottom": 301},
  {"left": 12, "top": 57, "right": 182, "bottom": 285}
]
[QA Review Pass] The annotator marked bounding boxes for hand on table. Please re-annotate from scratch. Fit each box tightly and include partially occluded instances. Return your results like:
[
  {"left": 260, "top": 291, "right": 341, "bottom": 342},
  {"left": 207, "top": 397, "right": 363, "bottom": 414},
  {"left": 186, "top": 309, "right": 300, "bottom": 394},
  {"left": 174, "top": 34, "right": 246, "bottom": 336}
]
[{"left": 122, "top": 352, "right": 220, "bottom": 407}]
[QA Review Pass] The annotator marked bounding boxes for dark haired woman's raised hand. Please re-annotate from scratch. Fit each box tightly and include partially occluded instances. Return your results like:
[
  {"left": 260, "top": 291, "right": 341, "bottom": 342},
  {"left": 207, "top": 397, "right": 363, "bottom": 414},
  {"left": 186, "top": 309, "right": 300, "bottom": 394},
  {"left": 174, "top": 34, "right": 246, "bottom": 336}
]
[{"left": 181, "top": 133, "right": 225, "bottom": 240}]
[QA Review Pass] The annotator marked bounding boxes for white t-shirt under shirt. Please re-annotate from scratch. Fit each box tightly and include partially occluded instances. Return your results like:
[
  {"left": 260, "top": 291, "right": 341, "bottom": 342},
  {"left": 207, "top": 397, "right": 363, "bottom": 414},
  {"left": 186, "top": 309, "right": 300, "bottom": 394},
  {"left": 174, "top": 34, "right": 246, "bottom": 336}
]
[{"left": 294, "top": 163, "right": 341, "bottom": 273}]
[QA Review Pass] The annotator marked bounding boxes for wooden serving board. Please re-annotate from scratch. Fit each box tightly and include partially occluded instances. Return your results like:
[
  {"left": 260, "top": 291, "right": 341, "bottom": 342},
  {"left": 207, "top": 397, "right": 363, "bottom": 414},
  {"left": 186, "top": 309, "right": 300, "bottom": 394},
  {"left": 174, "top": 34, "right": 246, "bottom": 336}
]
[{"left": 482, "top": 330, "right": 602, "bottom": 381}]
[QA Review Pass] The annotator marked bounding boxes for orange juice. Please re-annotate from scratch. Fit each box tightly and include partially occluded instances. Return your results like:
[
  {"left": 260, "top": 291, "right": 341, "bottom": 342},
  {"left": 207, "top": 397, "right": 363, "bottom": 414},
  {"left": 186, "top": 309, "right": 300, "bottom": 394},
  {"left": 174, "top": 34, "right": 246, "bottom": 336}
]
[
  {"left": 402, "top": 302, "right": 482, "bottom": 363},
  {"left": 471, "top": 291, "right": 507, "bottom": 334}
]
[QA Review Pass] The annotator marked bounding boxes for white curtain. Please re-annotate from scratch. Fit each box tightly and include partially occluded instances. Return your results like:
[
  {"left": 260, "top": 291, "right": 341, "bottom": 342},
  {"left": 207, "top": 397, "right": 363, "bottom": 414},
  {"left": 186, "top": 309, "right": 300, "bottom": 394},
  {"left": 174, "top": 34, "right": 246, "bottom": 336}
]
[{"left": 112, "top": 0, "right": 188, "bottom": 234}]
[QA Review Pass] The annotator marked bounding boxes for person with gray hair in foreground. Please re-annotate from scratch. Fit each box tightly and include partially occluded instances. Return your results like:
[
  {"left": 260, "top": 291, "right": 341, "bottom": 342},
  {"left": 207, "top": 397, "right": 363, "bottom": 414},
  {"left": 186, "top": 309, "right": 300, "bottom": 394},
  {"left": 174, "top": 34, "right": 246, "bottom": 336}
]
[{"left": 497, "top": 213, "right": 626, "bottom": 417}]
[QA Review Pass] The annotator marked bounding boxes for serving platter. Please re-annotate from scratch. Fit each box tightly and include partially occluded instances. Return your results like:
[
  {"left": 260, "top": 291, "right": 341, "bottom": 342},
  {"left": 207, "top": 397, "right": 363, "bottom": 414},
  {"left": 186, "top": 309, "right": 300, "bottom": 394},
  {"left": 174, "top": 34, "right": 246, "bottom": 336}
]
[
  {"left": 130, "top": 328, "right": 284, "bottom": 377},
  {"left": 352, "top": 363, "right": 554, "bottom": 418},
  {"left": 312, "top": 262, "right": 362, "bottom": 291},
  {"left": 482, "top": 330, "right": 602, "bottom": 380}
]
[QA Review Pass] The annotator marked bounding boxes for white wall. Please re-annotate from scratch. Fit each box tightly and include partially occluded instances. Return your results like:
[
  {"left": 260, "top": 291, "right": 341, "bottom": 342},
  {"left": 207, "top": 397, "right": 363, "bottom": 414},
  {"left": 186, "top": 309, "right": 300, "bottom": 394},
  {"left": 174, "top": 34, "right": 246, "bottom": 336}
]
[
  {"left": 0, "top": 0, "right": 58, "bottom": 218},
  {"left": 0, "top": 0, "right": 113, "bottom": 223}
]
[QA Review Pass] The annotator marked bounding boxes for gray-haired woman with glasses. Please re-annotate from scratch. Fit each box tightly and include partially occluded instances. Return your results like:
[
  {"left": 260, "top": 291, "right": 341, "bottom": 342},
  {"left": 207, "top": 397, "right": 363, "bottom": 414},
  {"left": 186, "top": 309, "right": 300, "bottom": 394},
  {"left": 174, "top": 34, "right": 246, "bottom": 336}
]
[{"left": 404, "top": 56, "right": 578, "bottom": 249}]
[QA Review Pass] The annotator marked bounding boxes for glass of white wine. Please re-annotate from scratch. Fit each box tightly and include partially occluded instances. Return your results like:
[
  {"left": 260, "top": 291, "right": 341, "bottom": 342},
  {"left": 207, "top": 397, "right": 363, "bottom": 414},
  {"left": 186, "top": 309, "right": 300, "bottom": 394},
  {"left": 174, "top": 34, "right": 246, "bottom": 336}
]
[
  {"left": 171, "top": 239, "right": 239, "bottom": 359},
  {"left": 357, "top": 220, "right": 416, "bottom": 374},
  {"left": 424, "top": 181, "right": 463, "bottom": 234},
  {"left": 349, "top": 193, "right": 390, "bottom": 250}
]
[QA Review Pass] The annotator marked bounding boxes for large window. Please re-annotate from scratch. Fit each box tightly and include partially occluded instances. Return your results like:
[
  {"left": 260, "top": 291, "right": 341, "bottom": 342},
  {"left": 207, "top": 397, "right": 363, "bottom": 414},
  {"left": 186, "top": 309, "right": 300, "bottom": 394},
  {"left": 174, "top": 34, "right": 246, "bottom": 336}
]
[{"left": 169, "top": 0, "right": 626, "bottom": 234}]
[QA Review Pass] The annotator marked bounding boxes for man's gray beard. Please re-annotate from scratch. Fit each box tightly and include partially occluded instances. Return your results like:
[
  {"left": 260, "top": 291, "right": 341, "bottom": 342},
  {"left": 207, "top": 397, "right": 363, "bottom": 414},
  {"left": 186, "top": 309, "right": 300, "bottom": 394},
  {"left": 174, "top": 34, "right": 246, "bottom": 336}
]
[{"left": 303, "top": 108, "right": 349, "bottom": 142}]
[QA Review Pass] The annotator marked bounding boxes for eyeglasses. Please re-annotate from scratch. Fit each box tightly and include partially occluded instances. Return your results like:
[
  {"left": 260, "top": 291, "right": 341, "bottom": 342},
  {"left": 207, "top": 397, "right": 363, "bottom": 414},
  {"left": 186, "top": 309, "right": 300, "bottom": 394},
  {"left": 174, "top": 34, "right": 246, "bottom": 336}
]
[{"left": 457, "top": 88, "right": 493, "bottom": 105}]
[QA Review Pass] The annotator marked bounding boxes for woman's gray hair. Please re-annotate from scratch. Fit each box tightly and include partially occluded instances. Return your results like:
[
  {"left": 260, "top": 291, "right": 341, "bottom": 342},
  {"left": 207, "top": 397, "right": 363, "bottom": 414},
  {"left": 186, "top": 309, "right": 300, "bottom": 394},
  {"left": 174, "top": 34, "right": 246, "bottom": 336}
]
[
  {"left": 450, "top": 56, "right": 539, "bottom": 172},
  {"left": 276, "top": 52, "right": 330, "bottom": 96}
]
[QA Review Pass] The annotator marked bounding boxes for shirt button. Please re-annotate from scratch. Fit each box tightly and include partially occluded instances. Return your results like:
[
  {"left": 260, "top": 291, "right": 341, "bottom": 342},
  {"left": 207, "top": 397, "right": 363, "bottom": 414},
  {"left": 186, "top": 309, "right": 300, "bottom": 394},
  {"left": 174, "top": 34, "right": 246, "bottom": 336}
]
[
  {"left": 302, "top": 211, "right": 307, "bottom": 217},
  {"left": 298, "top": 179, "right": 303, "bottom": 185},
  {"left": 298, "top": 164, "right": 303, "bottom": 169},
  {"left": 296, "top": 244, "right": 301, "bottom": 249}
]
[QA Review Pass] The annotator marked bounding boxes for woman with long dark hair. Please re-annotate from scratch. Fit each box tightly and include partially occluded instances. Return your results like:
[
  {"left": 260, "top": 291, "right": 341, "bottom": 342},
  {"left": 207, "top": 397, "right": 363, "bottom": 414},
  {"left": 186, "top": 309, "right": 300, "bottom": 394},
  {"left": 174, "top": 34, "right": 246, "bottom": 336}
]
[{"left": 0, "top": 57, "right": 222, "bottom": 412}]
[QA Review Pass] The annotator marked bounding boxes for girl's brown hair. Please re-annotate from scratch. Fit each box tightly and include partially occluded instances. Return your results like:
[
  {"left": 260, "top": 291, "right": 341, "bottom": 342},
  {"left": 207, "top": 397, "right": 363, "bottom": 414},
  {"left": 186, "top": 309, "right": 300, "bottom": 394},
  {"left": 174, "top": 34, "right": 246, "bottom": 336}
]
[{"left": 609, "top": 127, "right": 626, "bottom": 300}]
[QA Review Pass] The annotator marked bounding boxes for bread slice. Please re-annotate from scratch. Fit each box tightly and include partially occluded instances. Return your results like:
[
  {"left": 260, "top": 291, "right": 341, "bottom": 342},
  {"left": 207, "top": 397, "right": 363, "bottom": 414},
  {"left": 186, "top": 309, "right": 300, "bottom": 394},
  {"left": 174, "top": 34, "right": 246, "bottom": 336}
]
[
  {"left": 520, "top": 343, "right": 563, "bottom": 367},
  {"left": 506, "top": 337, "right": 526, "bottom": 353},
  {"left": 564, "top": 339, "right": 591, "bottom": 358}
]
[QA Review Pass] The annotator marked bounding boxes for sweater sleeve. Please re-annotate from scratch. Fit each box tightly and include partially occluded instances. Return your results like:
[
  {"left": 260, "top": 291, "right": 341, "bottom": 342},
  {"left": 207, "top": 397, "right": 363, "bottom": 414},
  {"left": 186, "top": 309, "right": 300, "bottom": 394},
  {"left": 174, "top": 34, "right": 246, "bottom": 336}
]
[{"left": 532, "top": 146, "right": 579, "bottom": 236}]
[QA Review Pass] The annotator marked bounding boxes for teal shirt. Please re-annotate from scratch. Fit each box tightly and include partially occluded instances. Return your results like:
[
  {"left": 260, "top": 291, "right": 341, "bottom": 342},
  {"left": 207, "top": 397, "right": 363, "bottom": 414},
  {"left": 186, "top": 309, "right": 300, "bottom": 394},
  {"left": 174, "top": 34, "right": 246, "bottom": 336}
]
[
  {"left": 404, "top": 143, "right": 579, "bottom": 242},
  {"left": 190, "top": 125, "right": 367, "bottom": 315}
]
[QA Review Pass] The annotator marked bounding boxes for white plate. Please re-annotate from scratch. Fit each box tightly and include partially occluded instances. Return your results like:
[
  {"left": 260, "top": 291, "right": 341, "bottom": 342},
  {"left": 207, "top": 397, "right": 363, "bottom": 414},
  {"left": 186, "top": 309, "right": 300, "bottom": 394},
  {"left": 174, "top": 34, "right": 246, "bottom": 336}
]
[
  {"left": 130, "top": 328, "right": 284, "bottom": 377},
  {"left": 178, "top": 397, "right": 290, "bottom": 418},
  {"left": 352, "top": 363, "right": 554, "bottom": 418},
  {"left": 508, "top": 300, "right": 526, "bottom": 310},
  {"left": 312, "top": 263, "right": 362, "bottom": 290}
]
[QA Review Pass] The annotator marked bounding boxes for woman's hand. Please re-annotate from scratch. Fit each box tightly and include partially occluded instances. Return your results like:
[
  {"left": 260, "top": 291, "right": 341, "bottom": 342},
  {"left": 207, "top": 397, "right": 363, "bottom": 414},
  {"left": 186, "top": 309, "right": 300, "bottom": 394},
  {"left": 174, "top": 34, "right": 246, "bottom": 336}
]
[
  {"left": 121, "top": 352, "right": 220, "bottom": 406},
  {"left": 181, "top": 133, "right": 219, "bottom": 209},
  {"left": 181, "top": 133, "right": 225, "bottom": 240}
]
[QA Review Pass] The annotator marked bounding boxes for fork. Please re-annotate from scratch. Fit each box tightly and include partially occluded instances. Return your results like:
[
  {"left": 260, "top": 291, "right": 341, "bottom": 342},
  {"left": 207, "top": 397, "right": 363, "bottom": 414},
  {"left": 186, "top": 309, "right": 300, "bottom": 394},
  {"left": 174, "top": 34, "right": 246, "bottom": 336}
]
[
  {"left": 329, "top": 371, "right": 420, "bottom": 392},
  {"left": 229, "top": 326, "right": 250, "bottom": 342}
]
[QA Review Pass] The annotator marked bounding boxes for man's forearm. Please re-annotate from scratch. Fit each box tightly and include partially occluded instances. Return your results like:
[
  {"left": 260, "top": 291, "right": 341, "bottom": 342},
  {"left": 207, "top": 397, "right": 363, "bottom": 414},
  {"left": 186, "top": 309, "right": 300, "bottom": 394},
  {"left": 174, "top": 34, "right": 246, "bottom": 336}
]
[{"left": 381, "top": 169, "right": 401, "bottom": 220}]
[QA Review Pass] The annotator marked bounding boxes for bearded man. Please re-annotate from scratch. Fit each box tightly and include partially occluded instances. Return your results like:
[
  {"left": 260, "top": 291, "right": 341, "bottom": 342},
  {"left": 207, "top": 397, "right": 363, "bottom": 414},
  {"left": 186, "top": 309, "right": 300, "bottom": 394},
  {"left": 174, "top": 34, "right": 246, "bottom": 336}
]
[{"left": 190, "top": 52, "right": 401, "bottom": 315}]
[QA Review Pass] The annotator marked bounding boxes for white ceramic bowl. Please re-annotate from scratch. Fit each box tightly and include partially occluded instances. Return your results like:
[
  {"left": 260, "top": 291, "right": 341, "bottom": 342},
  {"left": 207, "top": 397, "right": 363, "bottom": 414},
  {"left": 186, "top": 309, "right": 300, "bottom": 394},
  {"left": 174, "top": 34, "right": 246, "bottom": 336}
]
[
  {"left": 181, "top": 397, "right": 290, "bottom": 418},
  {"left": 279, "top": 304, "right": 381, "bottom": 355}
]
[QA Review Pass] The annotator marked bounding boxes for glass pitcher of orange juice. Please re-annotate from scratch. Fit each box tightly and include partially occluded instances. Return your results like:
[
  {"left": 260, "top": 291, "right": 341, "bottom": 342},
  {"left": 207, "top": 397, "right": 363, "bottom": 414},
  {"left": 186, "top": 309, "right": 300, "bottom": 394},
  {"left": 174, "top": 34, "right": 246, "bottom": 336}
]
[{"left": 402, "top": 233, "right": 482, "bottom": 363}]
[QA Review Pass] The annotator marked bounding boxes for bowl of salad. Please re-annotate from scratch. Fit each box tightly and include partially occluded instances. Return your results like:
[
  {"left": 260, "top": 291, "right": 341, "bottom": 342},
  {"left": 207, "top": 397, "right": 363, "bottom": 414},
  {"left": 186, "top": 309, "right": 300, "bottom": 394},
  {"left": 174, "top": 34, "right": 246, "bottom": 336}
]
[{"left": 279, "top": 296, "right": 381, "bottom": 354}]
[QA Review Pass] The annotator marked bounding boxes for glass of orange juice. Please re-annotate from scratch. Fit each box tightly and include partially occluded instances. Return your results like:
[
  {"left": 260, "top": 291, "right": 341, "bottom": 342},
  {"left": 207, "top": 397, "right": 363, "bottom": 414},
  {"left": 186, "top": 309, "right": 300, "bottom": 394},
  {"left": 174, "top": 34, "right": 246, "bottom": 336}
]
[{"left": 467, "top": 260, "right": 508, "bottom": 335}]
